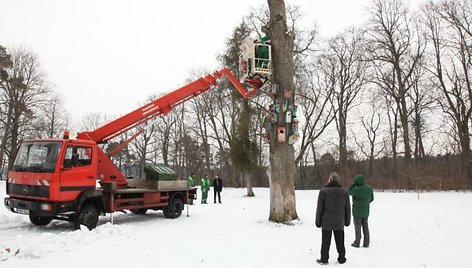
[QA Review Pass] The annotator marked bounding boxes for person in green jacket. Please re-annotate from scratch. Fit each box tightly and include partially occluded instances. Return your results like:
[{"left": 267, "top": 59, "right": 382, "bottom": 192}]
[
  {"left": 187, "top": 173, "right": 195, "bottom": 205},
  {"left": 200, "top": 174, "right": 210, "bottom": 204},
  {"left": 255, "top": 35, "right": 270, "bottom": 69},
  {"left": 348, "top": 174, "right": 374, "bottom": 248}
]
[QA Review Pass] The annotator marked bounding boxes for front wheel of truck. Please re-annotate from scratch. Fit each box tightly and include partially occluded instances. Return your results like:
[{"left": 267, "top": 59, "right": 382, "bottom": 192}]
[
  {"left": 29, "top": 215, "right": 53, "bottom": 226},
  {"left": 74, "top": 205, "right": 99, "bottom": 230}
]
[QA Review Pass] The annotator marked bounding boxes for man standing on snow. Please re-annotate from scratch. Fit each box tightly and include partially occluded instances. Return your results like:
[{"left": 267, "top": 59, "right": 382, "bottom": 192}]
[
  {"left": 349, "top": 174, "right": 374, "bottom": 248},
  {"left": 212, "top": 174, "right": 223, "bottom": 203},
  {"left": 200, "top": 174, "right": 210, "bottom": 204},
  {"left": 315, "top": 172, "right": 351, "bottom": 265},
  {"left": 187, "top": 173, "right": 195, "bottom": 205}
]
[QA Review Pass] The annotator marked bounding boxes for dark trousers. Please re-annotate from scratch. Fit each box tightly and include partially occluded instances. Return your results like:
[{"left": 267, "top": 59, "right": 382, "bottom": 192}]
[
  {"left": 320, "top": 230, "right": 346, "bottom": 262},
  {"left": 214, "top": 190, "right": 221, "bottom": 203},
  {"left": 353, "top": 217, "right": 370, "bottom": 247}
]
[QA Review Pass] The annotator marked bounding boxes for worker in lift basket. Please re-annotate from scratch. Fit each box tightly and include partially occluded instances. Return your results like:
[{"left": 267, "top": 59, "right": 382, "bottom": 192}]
[
  {"left": 255, "top": 35, "right": 270, "bottom": 68},
  {"left": 200, "top": 174, "right": 210, "bottom": 204}
]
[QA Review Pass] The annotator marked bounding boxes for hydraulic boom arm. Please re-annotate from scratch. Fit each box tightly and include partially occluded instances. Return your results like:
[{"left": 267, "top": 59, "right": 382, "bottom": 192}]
[{"left": 77, "top": 68, "right": 262, "bottom": 144}]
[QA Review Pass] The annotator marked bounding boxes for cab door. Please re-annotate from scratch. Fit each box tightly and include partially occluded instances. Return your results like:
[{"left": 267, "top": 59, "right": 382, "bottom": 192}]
[{"left": 59, "top": 144, "right": 96, "bottom": 202}]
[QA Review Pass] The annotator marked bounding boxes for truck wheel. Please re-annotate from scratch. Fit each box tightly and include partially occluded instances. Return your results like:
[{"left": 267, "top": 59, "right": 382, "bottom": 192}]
[
  {"left": 130, "top": 208, "right": 147, "bottom": 214},
  {"left": 29, "top": 215, "right": 53, "bottom": 226},
  {"left": 164, "top": 197, "right": 183, "bottom": 219},
  {"left": 74, "top": 205, "right": 99, "bottom": 230}
]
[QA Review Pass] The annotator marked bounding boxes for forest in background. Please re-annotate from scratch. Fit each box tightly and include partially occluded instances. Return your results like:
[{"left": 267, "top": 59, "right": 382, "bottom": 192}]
[{"left": 1, "top": 0, "right": 472, "bottom": 190}]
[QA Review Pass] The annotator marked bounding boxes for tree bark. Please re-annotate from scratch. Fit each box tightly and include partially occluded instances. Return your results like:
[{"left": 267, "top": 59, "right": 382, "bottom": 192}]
[
  {"left": 266, "top": 0, "right": 298, "bottom": 222},
  {"left": 245, "top": 171, "right": 255, "bottom": 196}
]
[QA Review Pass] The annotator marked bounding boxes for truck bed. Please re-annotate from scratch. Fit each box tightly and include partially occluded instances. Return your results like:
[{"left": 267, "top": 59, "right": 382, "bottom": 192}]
[
  {"left": 126, "top": 179, "right": 188, "bottom": 190},
  {"left": 115, "top": 187, "right": 193, "bottom": 194}
]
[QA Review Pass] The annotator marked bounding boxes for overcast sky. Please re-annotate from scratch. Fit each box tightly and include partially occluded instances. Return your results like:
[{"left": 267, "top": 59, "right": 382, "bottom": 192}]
[{"left": 0, "top": 0, "right": 425, "bottom": 129}]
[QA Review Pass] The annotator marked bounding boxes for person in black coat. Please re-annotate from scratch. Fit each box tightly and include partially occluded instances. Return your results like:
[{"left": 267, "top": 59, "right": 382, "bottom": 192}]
[
  {"left": 212, "top": 174, "right": 223, "bottom": 203},
  {"left": 315, "top": 172, "right": 351, "bottom": 265}
]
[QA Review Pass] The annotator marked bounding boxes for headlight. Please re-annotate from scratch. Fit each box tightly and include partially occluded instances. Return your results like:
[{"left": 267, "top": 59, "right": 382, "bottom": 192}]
[{"left": 40, "top": 203, "right": 52, "bottom": 211}]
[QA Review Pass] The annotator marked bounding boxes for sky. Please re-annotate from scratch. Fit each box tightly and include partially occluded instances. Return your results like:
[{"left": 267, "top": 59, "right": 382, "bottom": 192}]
[
  {"left": 1, "top": 182, "right": 471, "bottom": 268},
  {"left": 0, "top": 0, "right": 426, "bottom": 130}
]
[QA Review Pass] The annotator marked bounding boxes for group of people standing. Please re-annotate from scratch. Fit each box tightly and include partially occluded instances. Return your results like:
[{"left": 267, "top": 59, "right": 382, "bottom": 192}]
[
  {"left": 187, "top": 173, "right": 223, "bottom": 204},
  {"left": 315, "top": 172, "right": 374, "bottom": 265},
  {"left": 186, "top": 170, "right": 372, "bottom": 265}
]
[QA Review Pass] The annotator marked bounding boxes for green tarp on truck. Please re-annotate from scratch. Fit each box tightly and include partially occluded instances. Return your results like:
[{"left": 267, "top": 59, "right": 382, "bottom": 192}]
[{"left": 143, "top": 164, "right": 177, "bottom": 181}]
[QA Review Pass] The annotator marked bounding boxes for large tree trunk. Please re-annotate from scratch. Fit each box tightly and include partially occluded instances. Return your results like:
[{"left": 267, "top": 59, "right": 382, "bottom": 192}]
[
  {"left": 338, "top": 108, "right": 348, "bottom": 185},
  {"left": 245, "top": 172, "right": 255, "bottom": 197},
  {"left": 459, "top": 121, "right": 472, "bottom": 185},
  {"left": 266, "top": 0, "right": 298, "bottom": 223},
  {"left": 386, "top": 99, "right": 399, "bottom": 187},
  {"left": 399, "top": 95, "right": 414, "bottom": 188},
  {"left": 8, "top": 109, "right": 21, "bottom": 170}
]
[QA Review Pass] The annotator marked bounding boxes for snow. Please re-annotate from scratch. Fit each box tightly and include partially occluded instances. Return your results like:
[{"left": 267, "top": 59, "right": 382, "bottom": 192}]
[{"left": 1, "top": 180, "right": 471, "bottom": 268}]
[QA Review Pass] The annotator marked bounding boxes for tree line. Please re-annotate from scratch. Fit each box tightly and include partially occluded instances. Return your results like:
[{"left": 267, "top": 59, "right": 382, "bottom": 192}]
[{"left": 1, "top": 0, "right": 471, "bottom": 190}]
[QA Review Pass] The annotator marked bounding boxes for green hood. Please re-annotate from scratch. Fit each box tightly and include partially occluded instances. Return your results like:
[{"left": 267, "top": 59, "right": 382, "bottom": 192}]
[
  {"left": 354, "top": 174, "right": 365, "bottom": 186},
  {"left": 349, "top": 174, "right": 373, "bottom": 218}
]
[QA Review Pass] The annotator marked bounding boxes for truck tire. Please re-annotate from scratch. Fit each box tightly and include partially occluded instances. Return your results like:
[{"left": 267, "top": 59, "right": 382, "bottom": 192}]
[
  {"left": 163, "top": 197, "right": 184, "bottom": 219},
  {"left": 29, "top": 215, "right": 53, "bottom": 226},
  {"left": 74, "top": 205, "right": 99, "bottom": 230},
  {"left": 130, "top": 208, "right": 147, "bottom": 214}
]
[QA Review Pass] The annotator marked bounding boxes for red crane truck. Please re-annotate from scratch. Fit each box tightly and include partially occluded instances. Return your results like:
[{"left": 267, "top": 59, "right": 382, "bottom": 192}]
[{"left": 3, "top": 67, "right": 265, "bottom": 230}]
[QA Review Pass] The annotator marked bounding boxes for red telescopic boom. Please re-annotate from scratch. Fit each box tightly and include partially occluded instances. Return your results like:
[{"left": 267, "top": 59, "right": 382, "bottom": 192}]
[{"left": 77, "top": 68, "right": 263, "bottom": 144}]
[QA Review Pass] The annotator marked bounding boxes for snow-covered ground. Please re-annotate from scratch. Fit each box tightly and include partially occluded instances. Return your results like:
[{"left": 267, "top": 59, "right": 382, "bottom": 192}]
[{"left": 1, "top": 180, "right": 471, "bottom": 268}]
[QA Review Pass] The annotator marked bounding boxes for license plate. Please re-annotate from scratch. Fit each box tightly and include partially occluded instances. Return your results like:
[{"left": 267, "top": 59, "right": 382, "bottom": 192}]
[{"left": 16, "top": 208, "right": 29, "bottom": 215}]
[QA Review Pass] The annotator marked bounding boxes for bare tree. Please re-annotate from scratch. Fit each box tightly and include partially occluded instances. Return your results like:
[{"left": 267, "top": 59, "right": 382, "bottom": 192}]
[
  {"left": 294, "top": 60, "right": 336, "bottom": 166},
  {"left": 80, "top": 112, "right": 110, "bottom": 132},
  {"left": 423, "top": 0, "right": 472, "bottom": 185},
  {"left": 31, "top": 92, "right": 71, "bottom": 139},
  {"left": 169, "top": 104, "right": 187, "bottom": 175},
  {"left": 353, "top": 101, "right": 386, "bottom": 176},
  {"left": 0, "top": 45, "right": 11, "bottom": 82},
  {"left": 384, "top": 93, "right": 400, "bottom": 184},
  {"left": 0, "top": 47, "right": 49, "bottom": 170},
  {"left": 323, "top": 28, "right": 369, "bottom": 183},
  {"left": 181, "top": 131, "right": 205, "bottom": 178},
  {"left": 105, "top": 96, "right": 159, "bottom": 179},
  {"left": 367, "top": 0, "right": 425, "bottom": 187},
  {"left": 130, "top": 123, "right": 157, "bottom": 179},
  {"left": 106, "top": 132, "right": 135, "bottom": 177},
  {"left": 153, "top": 109, "right": 176, "bottom": 166},
  {"left": 0, "top": 45, "right": 12, "bottom": 176},
  {"left": 409, "top": 61, "right": 435, "bottom": 163},
  {"left": 189, "top": 80, "right": 213, "bottom": 174}
]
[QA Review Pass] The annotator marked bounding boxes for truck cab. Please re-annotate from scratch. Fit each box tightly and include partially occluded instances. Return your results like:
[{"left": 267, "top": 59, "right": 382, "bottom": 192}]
[{"left": 5, "top": 139, "right": 103, "bottom": 228}]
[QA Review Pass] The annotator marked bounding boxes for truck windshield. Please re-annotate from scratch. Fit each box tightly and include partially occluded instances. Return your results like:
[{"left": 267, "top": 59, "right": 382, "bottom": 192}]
[{"left": 11, "top": 141, "right": 62, "bottom": 173}]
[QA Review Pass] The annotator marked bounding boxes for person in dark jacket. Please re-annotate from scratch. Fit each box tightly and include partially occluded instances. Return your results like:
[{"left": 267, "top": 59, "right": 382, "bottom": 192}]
[
  {"left": 349, "top": 174, "right": 374, "bottom": 248},
  {"left": 315, "top": 172, "right": 351, "bottom": 265},
  {"left": 212, "top": 174, "right": 223, "bottom": 203}
]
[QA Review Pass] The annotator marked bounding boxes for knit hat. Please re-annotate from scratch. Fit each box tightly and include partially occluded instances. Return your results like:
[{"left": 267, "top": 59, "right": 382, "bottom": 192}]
[{"left": 329, "top": 172, "right": 340, "bottom": 182}]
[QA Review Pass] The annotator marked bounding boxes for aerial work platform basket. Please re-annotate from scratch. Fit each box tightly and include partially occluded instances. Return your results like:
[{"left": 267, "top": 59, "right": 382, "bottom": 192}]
[{"left": 239, "top": 36, "right": 272, "bottom": 83}]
